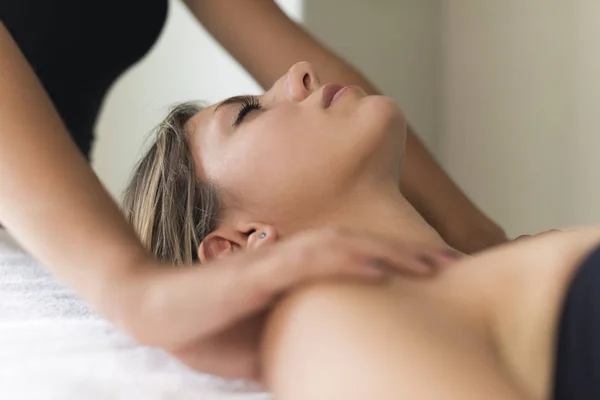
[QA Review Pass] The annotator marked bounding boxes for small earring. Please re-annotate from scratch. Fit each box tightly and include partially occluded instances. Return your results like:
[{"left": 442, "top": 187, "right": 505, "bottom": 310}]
[{"left": 259, "top": 232, "right": 267, "bottom": 239}]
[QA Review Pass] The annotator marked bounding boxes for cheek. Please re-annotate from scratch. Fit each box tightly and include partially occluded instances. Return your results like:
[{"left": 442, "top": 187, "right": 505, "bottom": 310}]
[
  {"left": 211, "top": 116, "right": 337, "bottom": 208},
  {"left": 230, "top": 110, "right": 324, "bottom": 168},
  {"left": 205, "top": 127, "right": 295, "bottom": 200},
  {"left": 215, "top": 150, "right": 316, "bottom": 219}
]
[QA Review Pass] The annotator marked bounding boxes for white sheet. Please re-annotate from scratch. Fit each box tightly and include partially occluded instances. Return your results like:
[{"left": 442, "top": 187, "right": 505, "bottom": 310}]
[{"left": 0, "top": 229, "right": 270, "bottom": 400}]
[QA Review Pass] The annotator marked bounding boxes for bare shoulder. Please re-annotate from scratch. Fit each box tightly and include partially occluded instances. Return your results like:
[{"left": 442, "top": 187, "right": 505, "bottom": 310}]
[
  {"left": 259, "top": 227, "right": 600, "bottom": 399},
  {"left": 417, "top": 226, "right": 600, "bottom": 323},
  {"left": 447, "top": 226, "right": 600, "bottom": 399},
  {"left": 260, "top": 278, "right": 526, "bottom": 399}
]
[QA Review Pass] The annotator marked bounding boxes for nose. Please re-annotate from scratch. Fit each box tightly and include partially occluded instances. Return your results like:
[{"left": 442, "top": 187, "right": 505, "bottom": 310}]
[{"left": 285, "top": 61, "right": 321, "bottom": 101}]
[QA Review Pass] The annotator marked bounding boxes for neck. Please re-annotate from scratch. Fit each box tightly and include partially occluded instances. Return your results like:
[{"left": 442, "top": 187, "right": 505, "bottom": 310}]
[{"left": 295, "top": 183, "right": 448, "bottom": 249}]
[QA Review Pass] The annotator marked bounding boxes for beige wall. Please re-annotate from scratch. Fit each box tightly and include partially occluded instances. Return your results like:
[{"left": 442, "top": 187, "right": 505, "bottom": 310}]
[
  {"left": 571, "top": 1, "right": 600, "bottom": 226},
  {"left": 304, "top": 0, "right": 441, "bottom": 149},
  {"left": 440, "top": 0, "right": 600, "bottom": 236}
]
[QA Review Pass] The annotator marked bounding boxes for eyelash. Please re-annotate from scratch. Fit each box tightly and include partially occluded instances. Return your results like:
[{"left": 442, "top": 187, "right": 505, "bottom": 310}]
[{"left": 233, "top": 97, "right": 262, "bottom": 126}]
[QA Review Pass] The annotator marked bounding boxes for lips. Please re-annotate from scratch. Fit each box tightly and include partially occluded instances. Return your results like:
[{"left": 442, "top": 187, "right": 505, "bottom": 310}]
[{"left": 321, "top": 83, "right": 345, "bottom": 108}]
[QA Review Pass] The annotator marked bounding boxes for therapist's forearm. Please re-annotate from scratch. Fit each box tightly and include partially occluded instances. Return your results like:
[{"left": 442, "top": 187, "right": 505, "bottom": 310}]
[
  {"left": 188, "top": 0, "right": 507, "bottom": 253},
  {"left": 399, "top": 132, "right": 507, "bottom": 252},
  {"left": 0, "top": 23, "right": 149, "bottom": 317}
]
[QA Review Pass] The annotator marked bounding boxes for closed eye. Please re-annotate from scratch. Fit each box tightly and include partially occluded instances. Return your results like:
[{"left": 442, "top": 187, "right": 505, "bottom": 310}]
[{"left": 233, "top": 96, "right": 262, "bottom": 126}]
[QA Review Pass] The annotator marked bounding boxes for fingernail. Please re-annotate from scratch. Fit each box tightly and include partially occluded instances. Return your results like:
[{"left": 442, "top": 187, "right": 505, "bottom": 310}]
[
  {"left": 367, "top": 258, "right": 394, "bottom": 271},
  {"left": 416, "top": 254, "right": 438, "bottom": 269},
  {"left": 440, "top": 249, "right": 462, "bottom": 260}
]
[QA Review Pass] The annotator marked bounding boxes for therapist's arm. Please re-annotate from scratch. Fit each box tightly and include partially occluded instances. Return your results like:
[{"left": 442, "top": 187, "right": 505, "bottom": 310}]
[
  {"left": 0, "top": 23, "right": 273, "bottom": 351},
  {"left": 0, "top": 23, "right": 153, "bottom": 318},
  {"left": 0, "top": 23, "right": 230, "bottom": 344},
  {"left": 185, "top": 0, "right": 508, "bottom": 253}
]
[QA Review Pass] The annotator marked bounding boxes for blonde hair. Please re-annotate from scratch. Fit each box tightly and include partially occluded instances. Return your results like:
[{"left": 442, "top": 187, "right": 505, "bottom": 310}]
[{"left": 122, "top": 102, "right": 221, "bottom": 265}]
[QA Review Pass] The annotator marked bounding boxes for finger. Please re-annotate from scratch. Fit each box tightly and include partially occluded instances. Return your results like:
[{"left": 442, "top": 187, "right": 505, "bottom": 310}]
[
  {"left": 388, "top": 248, "right": 463, "bottom": 272},
  {"left": 279, "top": 244, "right": 390, "bottom": 289},
  {"left": 540, "top": 229, "right": 562, "bottom": 236},
  {"left": 339, "top": 234, "right": 442, "bottom": 276},
  {"left": 431, "top": 248, "right": 464, "bottom": 265},
  {"left": 514, "top": 235, "right": 533, "bottom": 241},
  {"left": 313, "top": 248, "right": 393, "bottom": 282}
]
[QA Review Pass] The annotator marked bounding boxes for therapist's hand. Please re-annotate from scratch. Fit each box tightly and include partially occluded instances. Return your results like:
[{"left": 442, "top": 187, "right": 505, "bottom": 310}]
[{"left": 122, "top": 227, "right": 455, "bottom": 380}]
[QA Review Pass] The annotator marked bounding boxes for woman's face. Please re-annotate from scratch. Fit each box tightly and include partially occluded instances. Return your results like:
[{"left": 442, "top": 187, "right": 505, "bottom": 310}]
[{"left": 186, "top": 62, "right": 406, "bottom": 223}]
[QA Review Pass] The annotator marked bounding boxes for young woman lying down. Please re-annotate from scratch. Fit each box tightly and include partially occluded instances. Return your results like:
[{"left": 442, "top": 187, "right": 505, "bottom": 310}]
[{"left": 123, "top": 61, "right": 600, "bottom": 399}]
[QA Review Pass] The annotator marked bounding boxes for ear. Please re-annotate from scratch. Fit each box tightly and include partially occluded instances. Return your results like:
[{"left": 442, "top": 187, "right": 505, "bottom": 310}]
[
  {"left": 198, "top": 232, "right": 236, "bottom": 263},
  {"left": 198, "top": 224, "right": 278, "bottom": 263}
]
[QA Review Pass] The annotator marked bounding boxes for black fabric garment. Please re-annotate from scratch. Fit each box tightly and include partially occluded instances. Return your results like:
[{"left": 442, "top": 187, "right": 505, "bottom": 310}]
[
  {"left": 1, "top": 0, "right": 168, "bottom": 158},
  {"left": 553, "top": 244, "right": 600, "bottom": 400}
]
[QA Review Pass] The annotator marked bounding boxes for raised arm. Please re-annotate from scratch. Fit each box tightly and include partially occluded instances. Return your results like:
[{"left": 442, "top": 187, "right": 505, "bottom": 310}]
[
  {"left": 0, "top": 22, "right": 151, "bottom": 315},
  {"left": 0, "top": 22, "right": 267, "bottom": 346},
  {"left": 0, "top": 22, "right": 288, "bottom": 346},
  {"left": 185, "top": 0, "right": 508, "bottom": 253}
]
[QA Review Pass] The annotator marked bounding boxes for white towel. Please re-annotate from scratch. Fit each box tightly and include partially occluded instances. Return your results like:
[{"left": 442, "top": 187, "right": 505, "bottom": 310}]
[{"left": 0, "top": 229, "right": 270, "bottom": 400}]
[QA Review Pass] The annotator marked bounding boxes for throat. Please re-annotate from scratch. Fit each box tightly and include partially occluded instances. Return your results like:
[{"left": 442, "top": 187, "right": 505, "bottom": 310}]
[{"left": 310, "top": 185, "right": 447, "bottom": 248}]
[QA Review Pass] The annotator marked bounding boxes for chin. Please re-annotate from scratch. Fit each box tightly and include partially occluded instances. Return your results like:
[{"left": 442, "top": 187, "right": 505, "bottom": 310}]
[
  {"left": 328, "top": 95, "right": 406, "bottom": 183},
  {"left": 359, "top": 95, "right": 405, "bottom": 130},
  {"left": 356, "top": 95, "right": 406, "bottom": 147}
]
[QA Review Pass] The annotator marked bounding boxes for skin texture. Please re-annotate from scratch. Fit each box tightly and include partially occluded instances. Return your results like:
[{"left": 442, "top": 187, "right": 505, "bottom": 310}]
[{"left": 184, "top": 0, "right": 508, "bottom": 253}]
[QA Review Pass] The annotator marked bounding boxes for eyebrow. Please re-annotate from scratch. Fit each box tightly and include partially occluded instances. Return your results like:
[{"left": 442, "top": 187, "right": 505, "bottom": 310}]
[{"left": 213, "top": 95, "right": 256, "bottom": 115}]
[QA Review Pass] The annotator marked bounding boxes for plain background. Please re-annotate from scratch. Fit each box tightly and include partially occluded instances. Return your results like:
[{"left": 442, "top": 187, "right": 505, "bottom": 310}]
[{"left": 92, "top": 0, "right": 600, "bottom": 238}]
